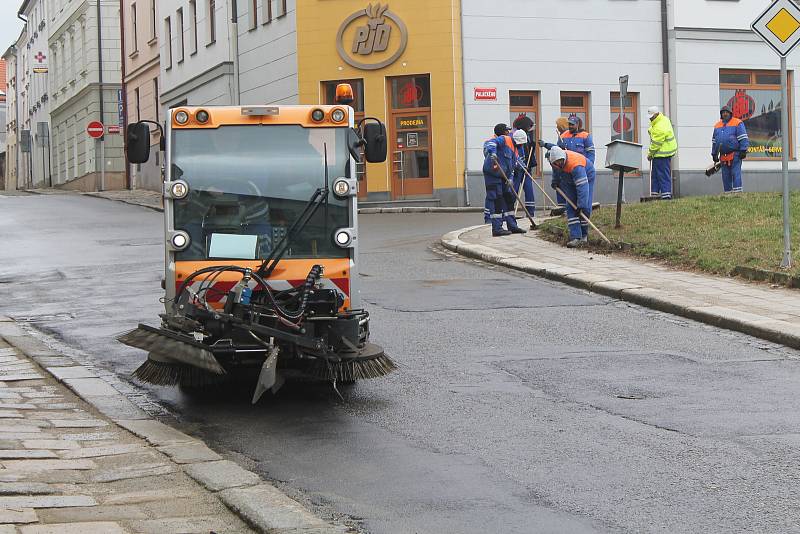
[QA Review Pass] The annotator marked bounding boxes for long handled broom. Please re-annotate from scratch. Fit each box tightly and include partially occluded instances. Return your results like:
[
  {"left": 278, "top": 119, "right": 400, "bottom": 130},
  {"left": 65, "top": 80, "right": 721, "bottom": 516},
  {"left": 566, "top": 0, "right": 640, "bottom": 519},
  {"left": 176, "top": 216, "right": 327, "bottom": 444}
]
[
  {"left": 490, "top": 155, "right": 537, "bottom": 230},
  {"left": 553, "top": 186, "right": 613, "bottom": 245}
]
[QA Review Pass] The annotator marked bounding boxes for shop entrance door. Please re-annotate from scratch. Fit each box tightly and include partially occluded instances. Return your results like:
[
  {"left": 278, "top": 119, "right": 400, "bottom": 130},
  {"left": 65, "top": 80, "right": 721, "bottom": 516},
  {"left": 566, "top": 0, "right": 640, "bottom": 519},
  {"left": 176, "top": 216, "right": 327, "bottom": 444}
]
[{"left": 388, "top": 74, "right": 433, "bottom": 199}]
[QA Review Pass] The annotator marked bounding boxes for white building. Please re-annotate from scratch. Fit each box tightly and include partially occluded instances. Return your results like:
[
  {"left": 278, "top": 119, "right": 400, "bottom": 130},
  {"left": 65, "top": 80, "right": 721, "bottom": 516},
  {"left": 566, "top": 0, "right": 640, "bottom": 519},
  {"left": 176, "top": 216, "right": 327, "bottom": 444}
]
[
  {"left": 3, "top": 42, "right": 21, "bottom": 191},
  {"left": 17, "top": 0, "right": 53, "bottom": 188},
  {"left": 158, "top": 0, "right": 296, "bottom": 111},
  {"left": 49, "top": 0, "right": 125, "bottom": 191}
]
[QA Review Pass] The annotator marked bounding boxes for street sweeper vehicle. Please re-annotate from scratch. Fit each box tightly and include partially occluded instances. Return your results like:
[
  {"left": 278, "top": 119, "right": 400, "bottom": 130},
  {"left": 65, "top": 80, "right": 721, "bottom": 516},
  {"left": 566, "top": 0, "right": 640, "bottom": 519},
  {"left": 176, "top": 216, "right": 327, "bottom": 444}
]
[{"left": 117, "top": 84, "right": 396, "bottom": 402}]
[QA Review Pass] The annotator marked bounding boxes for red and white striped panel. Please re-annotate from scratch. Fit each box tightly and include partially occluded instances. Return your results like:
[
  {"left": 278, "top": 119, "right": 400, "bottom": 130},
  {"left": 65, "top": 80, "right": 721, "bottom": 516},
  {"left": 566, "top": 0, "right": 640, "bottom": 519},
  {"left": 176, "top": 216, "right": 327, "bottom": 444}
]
[{"left": 177, "top": 277, "right": 349, "bottom": 305}]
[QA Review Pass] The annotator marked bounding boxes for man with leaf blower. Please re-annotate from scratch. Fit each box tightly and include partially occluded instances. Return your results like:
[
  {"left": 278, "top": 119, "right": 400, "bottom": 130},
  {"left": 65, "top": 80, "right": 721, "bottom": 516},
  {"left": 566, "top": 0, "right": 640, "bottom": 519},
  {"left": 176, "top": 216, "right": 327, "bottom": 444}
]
[
  {"left": 483, "top": 123, "right": 527, "bottom": 236},
  {"left": 547, "top": 146, "right": 593, "bottom": 248},
  {"left": 711, "top": 105, "right": 749, "bottom": 193}
]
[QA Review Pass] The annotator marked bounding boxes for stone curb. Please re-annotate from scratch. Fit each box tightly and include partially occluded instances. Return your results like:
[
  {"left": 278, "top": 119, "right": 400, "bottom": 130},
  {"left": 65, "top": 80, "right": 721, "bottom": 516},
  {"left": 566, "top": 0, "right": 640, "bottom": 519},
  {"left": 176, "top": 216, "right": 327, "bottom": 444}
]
[
  {"left": 441, "top": 228, "right": 800, "bottom": 351},
  {"left": 82, "top": 192, "right": 164, "bottom": 213},
  {"left": 0, "top": 317, "right": 343, "bottom": 534}
]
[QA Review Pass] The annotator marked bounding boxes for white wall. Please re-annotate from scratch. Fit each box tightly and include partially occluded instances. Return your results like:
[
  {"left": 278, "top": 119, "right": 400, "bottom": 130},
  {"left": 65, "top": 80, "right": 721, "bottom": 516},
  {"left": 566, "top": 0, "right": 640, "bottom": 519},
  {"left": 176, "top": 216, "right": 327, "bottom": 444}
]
[
  {"left": 673, "top": 0, "right": 773, "bottom": 30},
  {"left": 462, "top": 0, "right": 664, "bottom": 173}
]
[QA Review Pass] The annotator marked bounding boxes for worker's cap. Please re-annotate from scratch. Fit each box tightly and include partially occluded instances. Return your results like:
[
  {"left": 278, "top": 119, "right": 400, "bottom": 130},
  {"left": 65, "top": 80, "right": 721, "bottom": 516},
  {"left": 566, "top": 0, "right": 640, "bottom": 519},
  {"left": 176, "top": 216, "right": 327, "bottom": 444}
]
[
  {"left": 494, "top": 123, "right": 511, "bottom": 136},
  {"left": 513, "top": 115, "right": 534, "bottom": 132},
  {"left": 512, "top": 129, "right": 528, "bottom": 145},
  {"left": 720, "top": 105, "right": 732, "bottom": 116},
  {"left": 647, "top": 106, "right": 660, "bottom": 118},
  {"left": 548, "top": 146, "right": 567, "bottom": 164},
  {"left": 567, "top": 116, "right": 579, "bottom": 126}
]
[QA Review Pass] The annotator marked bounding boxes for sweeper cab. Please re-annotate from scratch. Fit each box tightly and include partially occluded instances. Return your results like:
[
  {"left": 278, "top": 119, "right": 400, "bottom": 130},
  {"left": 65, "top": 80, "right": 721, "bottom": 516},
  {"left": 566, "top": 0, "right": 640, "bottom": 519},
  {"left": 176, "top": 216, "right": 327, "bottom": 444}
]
[{"left": 118, "top": 84, "right": 395, "bottom": 402}]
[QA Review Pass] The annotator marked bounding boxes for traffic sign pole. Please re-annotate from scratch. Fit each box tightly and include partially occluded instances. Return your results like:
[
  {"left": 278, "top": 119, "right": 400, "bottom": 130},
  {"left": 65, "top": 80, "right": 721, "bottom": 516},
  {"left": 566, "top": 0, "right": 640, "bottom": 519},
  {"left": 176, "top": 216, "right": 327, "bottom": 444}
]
[{"left": 780, "top": 55, "right": 791, "bottom": 268}]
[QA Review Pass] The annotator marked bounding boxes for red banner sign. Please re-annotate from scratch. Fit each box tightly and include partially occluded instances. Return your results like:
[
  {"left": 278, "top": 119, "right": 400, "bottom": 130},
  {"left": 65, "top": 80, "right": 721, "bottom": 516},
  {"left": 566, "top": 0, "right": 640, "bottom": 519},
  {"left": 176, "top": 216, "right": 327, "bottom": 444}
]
[{"left": 474, "top": 88, "right": 497, "bottom": 101}]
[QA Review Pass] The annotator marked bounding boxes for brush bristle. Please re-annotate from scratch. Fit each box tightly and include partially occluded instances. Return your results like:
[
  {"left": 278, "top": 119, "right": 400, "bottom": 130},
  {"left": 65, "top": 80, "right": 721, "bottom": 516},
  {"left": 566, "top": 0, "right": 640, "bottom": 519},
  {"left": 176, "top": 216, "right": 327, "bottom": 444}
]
[
  {"left": 132, "top": 359, "right": 227, "bottom": 387},
  {"left": 118, "top": 327, "right": 226, "bottom": 375},
  {"left": 311, "top": 354, "right": 398, "bottom": 382}
]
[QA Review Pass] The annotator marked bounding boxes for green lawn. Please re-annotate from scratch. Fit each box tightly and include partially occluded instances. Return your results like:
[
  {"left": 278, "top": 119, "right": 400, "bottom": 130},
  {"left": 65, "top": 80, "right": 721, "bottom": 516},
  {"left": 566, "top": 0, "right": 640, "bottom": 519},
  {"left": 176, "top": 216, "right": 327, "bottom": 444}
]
[{"left": 539, "top": 192, "right": 800, "bottom": 276}]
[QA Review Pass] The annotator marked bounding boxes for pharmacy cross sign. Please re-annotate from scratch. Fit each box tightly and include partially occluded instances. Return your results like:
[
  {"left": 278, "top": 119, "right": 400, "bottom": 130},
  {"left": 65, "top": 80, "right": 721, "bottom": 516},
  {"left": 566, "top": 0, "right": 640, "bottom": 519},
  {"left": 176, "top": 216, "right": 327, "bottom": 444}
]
[
  {"left": 752, "top": 0, "right": 800, "bottom": 57},
  {"left": 34, "top": 52, "right": 46, "bottom": 63}
]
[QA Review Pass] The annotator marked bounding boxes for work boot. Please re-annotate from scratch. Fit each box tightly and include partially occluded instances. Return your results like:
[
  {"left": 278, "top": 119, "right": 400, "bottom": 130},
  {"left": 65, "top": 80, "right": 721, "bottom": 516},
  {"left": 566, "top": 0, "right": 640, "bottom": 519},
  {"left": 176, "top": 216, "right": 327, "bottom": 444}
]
[
  {"left": 566, "top": 238, "right": 584, "bottom": 248},
  {"left": 492, "top": 229, "right": 512, "bottom": 237},
  {"left": 592, "top": 202, "right": 601, "bottom": 209},
  {"left": 509, "top": 227, "right": 527, "bottom": 234},
  {"left": 581, "top": 236, "right": 588, "bottom": 243},
  {"left": 550, "top": 206, "right": 566, "bottom": 216}
]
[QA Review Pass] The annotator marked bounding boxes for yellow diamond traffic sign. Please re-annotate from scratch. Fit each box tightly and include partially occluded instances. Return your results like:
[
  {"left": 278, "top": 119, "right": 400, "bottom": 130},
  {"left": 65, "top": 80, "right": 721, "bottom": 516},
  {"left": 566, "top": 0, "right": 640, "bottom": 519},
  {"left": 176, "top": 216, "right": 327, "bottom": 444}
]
[
  {"left": 767, "top": 8, "right": 800, "bottom": 43},
  {"left": 753, "top": 0, "right": 800, "bottom": 56}
]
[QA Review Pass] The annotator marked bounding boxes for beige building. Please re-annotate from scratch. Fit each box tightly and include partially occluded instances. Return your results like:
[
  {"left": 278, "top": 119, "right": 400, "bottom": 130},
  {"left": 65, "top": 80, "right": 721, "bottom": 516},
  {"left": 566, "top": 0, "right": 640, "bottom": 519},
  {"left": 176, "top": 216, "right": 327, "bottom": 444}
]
[{"left": 123, "top": 0, "right": 161, "bottom": 190}]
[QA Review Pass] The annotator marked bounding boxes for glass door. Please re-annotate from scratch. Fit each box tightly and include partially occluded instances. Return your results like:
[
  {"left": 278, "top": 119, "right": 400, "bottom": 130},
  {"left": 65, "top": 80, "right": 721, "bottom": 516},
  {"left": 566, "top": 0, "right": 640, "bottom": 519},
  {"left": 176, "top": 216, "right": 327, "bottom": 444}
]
[{"left": 388, "top": 74, "right": 433, "bottom": 199}]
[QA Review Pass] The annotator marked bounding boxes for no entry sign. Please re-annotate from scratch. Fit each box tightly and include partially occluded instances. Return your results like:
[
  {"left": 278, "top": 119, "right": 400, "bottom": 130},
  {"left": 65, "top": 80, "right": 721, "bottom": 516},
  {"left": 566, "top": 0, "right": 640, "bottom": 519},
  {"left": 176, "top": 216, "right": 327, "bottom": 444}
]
[{"left": 87, "top": 121, "right": 105, "bottom": 139}]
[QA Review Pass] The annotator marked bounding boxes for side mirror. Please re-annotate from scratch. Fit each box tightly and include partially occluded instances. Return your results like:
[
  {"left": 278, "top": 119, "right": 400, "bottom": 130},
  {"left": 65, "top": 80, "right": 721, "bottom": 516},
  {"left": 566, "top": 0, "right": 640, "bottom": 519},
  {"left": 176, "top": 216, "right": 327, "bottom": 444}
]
[
  {"left": 126, "top": 122, "right": 151, "bottom": 164},
  {"left": 362, "top": 122, "right": 387, "bottom": 163}
]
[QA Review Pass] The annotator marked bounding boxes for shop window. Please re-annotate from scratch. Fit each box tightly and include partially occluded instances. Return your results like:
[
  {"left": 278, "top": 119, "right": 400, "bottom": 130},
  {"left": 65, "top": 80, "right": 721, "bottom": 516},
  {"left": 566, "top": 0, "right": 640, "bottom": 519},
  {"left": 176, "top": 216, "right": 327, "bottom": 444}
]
[
  {"left": 390, "top": 75, "right": 431, "bottom": 110},
  {"left": 560, "top": 91, "right": 590, "bottom": 130},
  {"left": 610, "top": 92, "right": 638, "bottom": 142},
  {"left": 323, "top": 79, "right": 365, "bottom": 114},
  {"left": 719, "top": 69, "right": 793, "bottom": 159}
]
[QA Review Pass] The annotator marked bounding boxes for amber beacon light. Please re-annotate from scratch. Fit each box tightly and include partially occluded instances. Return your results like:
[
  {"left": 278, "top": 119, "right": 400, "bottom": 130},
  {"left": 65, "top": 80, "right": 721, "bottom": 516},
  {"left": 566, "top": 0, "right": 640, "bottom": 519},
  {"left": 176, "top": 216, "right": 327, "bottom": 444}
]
[{"left": 335, "top": 83, "right": 355, "bottom": 105}]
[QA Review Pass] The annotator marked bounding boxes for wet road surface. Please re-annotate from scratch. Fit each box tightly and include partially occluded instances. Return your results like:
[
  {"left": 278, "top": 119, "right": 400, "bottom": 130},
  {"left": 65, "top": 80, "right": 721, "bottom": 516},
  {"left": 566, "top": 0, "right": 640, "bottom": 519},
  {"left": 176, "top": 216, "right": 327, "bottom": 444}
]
[{"left": 2, "top": 193, "right": 800, "bottom": 533}]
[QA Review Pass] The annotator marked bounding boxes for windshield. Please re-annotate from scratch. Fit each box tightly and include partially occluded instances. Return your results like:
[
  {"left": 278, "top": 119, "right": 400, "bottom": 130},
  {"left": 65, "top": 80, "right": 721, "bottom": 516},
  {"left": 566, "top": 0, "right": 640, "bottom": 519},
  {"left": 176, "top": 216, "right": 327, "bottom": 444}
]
[{"left": 171, "top": 125, "right": 351, "bottom": 261}]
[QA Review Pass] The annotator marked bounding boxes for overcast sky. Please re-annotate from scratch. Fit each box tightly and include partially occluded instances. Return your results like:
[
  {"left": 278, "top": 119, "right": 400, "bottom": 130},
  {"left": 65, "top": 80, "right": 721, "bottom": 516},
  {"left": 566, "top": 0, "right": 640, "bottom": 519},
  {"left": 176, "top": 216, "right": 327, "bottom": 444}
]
[{"left": 0, "top": 4, "right": 25, "bottom": 54}]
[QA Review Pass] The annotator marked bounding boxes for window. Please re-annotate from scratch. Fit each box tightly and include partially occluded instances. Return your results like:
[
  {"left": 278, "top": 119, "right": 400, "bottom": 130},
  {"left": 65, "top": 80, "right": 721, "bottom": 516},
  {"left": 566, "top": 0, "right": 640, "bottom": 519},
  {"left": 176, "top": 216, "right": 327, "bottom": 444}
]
[
  {"left": 262, "top": 0, "right": 273, "bottom": 24},
  {"left": 207, "top": 0, "right": 216, "bottom": 44},
  {"left": 176, "top": 8, "right": 185, "bottom": 63},
  {"left": 134, "top": 87, "right": 140, "bottom": 122},
  {"left": 560, "top": 91, "right": 590, "bottom": 130},
  {"left": 153, "top": 78, "right": 159, "bottom": 122},
  {"left": 189, "top": 0, "right": 198, "bottom": 54},
  {"left": 130, "top": 3, "right": 138, "bottom": 54},
  {"left": 278, "top": 0, "right": 287, "bottom": 17},
  {"left": 719, "top": 69, "right": 793, "bottom": 159},
  {"left": 610, "top": 92, "right": 639, "bottom": 142},
  {"left": 164, "top": 16, "right": 172, "bottom": 69},
  {"left": 150, "top": 0, "right": 156, "bottom": 40},
  {"left": 249, "top": 0, "right": 258, "bottom": 30},
  {"left": 390, "top": 75, "right": 431, "bottom": 109}
]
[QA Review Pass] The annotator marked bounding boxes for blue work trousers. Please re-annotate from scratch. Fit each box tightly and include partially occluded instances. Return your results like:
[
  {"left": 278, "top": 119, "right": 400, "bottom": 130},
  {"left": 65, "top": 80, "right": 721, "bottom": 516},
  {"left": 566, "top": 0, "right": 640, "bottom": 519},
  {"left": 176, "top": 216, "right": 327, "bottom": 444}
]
[
  {"left": 721, "top": 155, "right": 743, "bottom": 193},
  {"left": 559, "top": 180, "right": 592, "bottom": 240},
  {"left": 484, "top": 180, "right": 519, "bottom": 233},
  {"left": 513, "top": 172, "right": 536, "bottom": 217},
  {"left": 650, "top": 157, "right": 673, "bottom": 199}
]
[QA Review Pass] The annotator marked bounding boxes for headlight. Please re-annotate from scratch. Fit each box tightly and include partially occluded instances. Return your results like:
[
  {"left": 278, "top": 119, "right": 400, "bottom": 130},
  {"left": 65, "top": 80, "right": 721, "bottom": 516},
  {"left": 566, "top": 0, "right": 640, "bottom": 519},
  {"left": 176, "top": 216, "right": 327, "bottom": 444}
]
[
  {"left": 331, "top": 108, "right": 346, "bottom": 123},
  {"left": 170, "top": 180, "right": 189, "bottom": 199},
  {"left": 334, "top": 228, "right": 355, "bottom": 248},
  {"left": 170, "top": 231, "right": 190, "bottom": 251},
  {"left": 311, "top": 109, "right": 325, "bottom": 122},
  {"left": 175, "top": 110, "right": 189, "bottom": 125},
  {"left": 195, "top": 110, "right": 209, "bottom": 124},
  {"left": 333, "top": 178, "right": 350, "bottom": 197}
]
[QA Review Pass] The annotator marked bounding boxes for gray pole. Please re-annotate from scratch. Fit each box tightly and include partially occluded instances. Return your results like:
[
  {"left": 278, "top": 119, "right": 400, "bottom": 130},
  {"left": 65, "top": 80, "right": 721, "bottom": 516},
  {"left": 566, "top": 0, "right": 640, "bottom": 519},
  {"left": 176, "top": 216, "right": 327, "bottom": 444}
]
[{"left": 780, "top": 55, "right": 792, "bottom": 268}]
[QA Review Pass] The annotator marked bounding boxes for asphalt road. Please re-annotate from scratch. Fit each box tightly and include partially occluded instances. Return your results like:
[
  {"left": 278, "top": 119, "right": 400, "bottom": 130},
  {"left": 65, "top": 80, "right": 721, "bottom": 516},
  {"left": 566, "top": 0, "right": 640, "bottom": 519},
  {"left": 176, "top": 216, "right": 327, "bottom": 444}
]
[{"left": 2, "top": 192, "right": 800, "bottom": 533}]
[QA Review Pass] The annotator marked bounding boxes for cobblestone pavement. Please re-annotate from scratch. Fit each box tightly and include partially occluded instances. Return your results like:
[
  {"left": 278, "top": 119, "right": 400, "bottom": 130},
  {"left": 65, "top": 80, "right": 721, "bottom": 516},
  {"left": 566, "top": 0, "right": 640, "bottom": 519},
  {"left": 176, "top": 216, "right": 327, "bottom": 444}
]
[
  {"left": 0, "top": 318, "right": 344, "bottom": 534},
  {"left": 443, "top": 224, "right": 800, "bottom": 350}
]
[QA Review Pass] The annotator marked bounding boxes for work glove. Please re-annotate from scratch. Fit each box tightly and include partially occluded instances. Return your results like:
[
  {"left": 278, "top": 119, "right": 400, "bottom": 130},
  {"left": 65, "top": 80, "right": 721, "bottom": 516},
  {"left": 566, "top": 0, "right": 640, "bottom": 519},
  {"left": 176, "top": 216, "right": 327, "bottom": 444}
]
[
  {"left": 550, "top": 180, "right": 560, "bottom": 190},
  {"left": 576, "top": 208, "right": 587, "bottom": 220},
  {"left": 712, "top": 154, "right": 719, "bottom": 163},
  {"left": 740, "top": 151, "right": 747, "bottom": 160},
  {"left": 647, "top": 154, "right": 653, "bottom": 162}
]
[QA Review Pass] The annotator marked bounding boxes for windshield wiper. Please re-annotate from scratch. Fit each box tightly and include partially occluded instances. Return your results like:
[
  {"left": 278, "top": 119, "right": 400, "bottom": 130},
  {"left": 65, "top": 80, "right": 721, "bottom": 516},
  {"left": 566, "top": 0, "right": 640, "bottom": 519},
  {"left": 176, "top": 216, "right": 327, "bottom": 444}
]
[{"left": 255, "top": 144, "right": 332, "bottom": 280}]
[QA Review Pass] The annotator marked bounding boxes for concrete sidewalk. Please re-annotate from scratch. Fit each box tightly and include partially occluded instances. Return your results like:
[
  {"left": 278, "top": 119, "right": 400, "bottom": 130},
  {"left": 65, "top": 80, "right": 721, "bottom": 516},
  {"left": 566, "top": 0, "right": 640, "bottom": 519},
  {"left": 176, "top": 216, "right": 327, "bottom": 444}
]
[
  {"left": 443, "top": 224, "right": 800, "bottom": 351},
  {"left": 0, "top": 318, "right": 345, "bottom": 534}
]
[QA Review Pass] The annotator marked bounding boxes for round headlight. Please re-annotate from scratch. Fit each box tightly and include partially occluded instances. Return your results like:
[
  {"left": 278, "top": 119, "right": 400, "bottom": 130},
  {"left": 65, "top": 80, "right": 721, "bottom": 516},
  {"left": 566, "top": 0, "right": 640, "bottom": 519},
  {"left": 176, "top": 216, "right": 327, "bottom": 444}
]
[
  {"left": 333, "top": 179, "right": 350, "bottom": 197},
  {"left": 171, "top": 180, "right": 189, "bottom": 199},
  {"left": 175, "top": 110, "right": 189, "bottom": 125},
  {"left": 335, "top": 230, "right": 352, "bottom": 247},
  {"left": 331, "top": 108, "right": 346, "bottom": 123},
  {"left": 171, "top": 232, "right": 190, "bottom": 250},
  {"left": 195, "top": 110, "right": 209, "bottom": 124},
  {"left": 311, "top": 109, "right": 325, "bottom": 122}
]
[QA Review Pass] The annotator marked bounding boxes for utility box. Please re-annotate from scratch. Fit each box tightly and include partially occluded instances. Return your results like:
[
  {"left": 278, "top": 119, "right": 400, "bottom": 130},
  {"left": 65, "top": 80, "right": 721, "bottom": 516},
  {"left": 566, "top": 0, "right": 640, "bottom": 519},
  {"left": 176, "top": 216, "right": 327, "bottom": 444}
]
[{"left": 605, "top": 139, "right": 643, "bottom": 173}]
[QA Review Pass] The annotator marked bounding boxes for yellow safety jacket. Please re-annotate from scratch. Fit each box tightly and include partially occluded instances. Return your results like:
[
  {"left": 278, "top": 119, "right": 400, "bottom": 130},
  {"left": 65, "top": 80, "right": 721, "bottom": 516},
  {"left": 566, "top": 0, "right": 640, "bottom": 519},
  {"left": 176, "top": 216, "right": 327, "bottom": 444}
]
[{"left": 648, "top": 114, "right": 677, "bottom": 159}]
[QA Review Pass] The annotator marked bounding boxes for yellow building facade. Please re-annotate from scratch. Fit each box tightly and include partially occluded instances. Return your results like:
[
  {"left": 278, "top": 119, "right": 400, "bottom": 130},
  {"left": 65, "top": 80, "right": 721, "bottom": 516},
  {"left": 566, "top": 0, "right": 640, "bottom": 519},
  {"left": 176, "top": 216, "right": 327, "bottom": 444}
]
[{"left": 297, "top": 0, "right": 465, "bottom": 205}]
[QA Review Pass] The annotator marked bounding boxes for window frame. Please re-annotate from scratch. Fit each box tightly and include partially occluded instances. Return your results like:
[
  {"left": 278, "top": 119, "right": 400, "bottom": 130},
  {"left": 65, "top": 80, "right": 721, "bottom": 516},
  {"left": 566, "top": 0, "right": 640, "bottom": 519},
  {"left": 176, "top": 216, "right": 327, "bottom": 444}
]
[
  {"left": 176, "top": 7, "right": 185, "bottom": 63},
  {"left": 149, "top": 0, "right": 157, "bottom": 42},
  {"left": 262, "top": 0, "right": 273, "bottom": 24},
  {"left": 560, "top": 91, "right": 591, "bottom": 131},
  {"left": 278, "top": 0, "right": 287, "bottom": 17},
  {"left": 610, "top": 91, "right": 639, "bottom": 143},
  {"left": 719, "top": 68, "right": 794, "bottom": 160},
  {"left": 508, "top": 90, "right": 542, "bottom": 178},
  {"left": 249, "top": 0, "right": 258, "bottom": 30},
  {"left": 130, "top": 3, "right": 138, "bottom": 56},
  {"left": 207, "top": 0, "right": 217, "bottom": 45},
  {"left": 164, "top": 16, "right": 172, "bottom": 69}
]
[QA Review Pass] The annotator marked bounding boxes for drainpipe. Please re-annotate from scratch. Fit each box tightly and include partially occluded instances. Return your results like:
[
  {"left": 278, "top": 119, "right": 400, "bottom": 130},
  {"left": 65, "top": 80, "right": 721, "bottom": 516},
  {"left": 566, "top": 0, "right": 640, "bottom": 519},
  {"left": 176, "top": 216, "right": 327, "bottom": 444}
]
[
  {"left": 660, "top": 0, "right": 680, "bottom": 197},
  {"left": 119, "top": 0, "right": 130, "bottom": 189},
  {"left": 458, "top": 2, "right": 469, "bottom": 206},
  {"left": 16, "top": 15, "right": 27, "bottom": 189},
  {"left": 229, "top": 0, "right": 241, "bottom": 105},
  {"left": 97, "top": 0, "right": 106, "bottom": 190}
]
